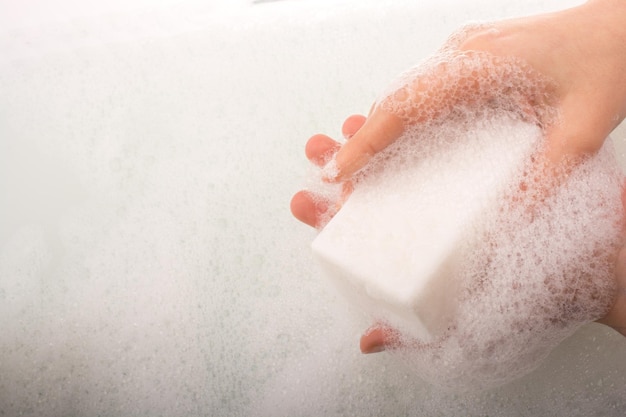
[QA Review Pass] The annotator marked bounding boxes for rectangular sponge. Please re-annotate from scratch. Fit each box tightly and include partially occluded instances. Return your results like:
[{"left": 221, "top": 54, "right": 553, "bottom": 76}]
[{"left": 311, "top": 115, "right": 542, "bottom": 341}]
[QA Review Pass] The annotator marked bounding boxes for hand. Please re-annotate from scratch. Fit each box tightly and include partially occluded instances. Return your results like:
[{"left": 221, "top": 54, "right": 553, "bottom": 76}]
[{"left": 291, "top": 0, "right": 626, "bottom": 352}]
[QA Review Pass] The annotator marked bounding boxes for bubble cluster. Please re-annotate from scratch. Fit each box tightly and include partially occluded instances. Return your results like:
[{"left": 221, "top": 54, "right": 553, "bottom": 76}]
[
  {"left": 384, "top": 128, "right": 622, "bottom": 390},
  {"left": 330, "top": 34, "right": 625, "bottom": 390},
  {"left": 377, "top": 24, "right": 557, "bottom": 130}
]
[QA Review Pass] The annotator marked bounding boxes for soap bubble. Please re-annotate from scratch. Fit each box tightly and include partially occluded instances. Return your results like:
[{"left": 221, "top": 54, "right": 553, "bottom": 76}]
[{"left": 314, "top": 32, "right": 624, "bottom": 390}]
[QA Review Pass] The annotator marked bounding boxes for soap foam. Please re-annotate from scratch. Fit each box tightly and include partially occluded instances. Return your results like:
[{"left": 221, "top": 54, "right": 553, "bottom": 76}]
[
  {"left": 377, "top": 24, "right": 557, "bottom": 130},
  {"left": 313, "top": 31, "right": 624, "bottom": 390},
  {"left": 313, "top": 113, "right": 545, "bottom": 343},
  {"left": 387, "top": 130, "right": 622, "bottom": 390}
]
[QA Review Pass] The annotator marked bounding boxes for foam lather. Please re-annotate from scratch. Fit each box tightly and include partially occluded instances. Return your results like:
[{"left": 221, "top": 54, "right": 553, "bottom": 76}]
[{"left": 312, "top": 115, "right": 541, "bottom": 341}]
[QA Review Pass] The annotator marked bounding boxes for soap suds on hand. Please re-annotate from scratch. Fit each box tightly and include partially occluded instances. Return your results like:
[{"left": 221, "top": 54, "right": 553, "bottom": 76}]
[{"left": 311, "top": 25, "right": 624, "bottom": 391}]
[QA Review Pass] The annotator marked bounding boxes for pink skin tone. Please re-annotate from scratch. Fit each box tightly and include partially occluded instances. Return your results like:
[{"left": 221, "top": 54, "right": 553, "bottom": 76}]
[{"left": 291, "top": 0, "right": 626, "bottom": 353}]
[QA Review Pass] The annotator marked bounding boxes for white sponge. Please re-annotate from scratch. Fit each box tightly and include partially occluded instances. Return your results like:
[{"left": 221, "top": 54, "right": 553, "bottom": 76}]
[{"left": 312, "top": 115, "right": 541, "bottom": 341}]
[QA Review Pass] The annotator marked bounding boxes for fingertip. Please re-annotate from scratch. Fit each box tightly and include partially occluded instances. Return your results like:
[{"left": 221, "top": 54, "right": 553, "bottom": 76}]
[
  {"left": 341, "top": 114, "right": 367, "bottom": 139},
  {"left": 305, "top": 134, "right": 341, "bottom": 167},
  {"left": 290, "top": 190, "right": 321, "bottom": 228},
  {"left": 360, "top": 327, "right": 387, "bottom": 354}
]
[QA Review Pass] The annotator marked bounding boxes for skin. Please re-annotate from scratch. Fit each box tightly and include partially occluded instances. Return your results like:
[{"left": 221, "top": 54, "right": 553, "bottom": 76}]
[{"left": 291, "top": 0, "right": 626, "bottom": 353}]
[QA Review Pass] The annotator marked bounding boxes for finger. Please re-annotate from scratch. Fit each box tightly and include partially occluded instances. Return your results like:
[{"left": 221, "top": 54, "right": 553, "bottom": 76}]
[
  {"left": 359, "top": 323, "right": 401, "bottom": 354},
  {"left": 290, "top": 190, "right": 330, "bottom": 228},
  {"left": 360, "top": 326, "right": 387, "bottom": 354},
  {"left": 305, "top": 134, "right": 341, "bottom": 167},
  {"left": 341, "top": 114, "right": 367, "bottom": 139},
  {"left": 333, "top": 108, "right": 405, "bottom": 181}
]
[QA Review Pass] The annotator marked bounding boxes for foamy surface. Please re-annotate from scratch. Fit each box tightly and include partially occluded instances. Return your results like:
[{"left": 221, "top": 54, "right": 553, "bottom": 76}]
[
  {"left": 312, "top": 33, "right": 623, "bottom": 390},
  {"left": 2, "top": 0, "right": 626, "bottom": 415}
]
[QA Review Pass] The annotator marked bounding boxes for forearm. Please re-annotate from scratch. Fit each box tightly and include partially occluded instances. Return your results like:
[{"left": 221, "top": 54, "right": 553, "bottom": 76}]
[{"left": 579, "top": 0, "right": 626, "bottom": 120}]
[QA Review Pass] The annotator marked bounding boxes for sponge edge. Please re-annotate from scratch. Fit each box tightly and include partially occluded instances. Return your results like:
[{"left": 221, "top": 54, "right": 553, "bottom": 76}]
[{"left": 311, "top": 114, "right": 542, "bottom": 341}]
